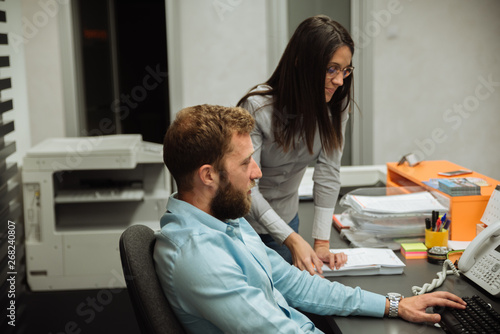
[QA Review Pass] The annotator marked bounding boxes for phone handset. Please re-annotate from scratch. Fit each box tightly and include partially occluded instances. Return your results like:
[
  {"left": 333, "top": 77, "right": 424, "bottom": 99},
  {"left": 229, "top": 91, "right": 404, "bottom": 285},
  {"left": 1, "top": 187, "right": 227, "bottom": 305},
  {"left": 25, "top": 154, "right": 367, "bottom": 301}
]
[{"left": 458, "top": 223, "right": 500, "bottom": 272}]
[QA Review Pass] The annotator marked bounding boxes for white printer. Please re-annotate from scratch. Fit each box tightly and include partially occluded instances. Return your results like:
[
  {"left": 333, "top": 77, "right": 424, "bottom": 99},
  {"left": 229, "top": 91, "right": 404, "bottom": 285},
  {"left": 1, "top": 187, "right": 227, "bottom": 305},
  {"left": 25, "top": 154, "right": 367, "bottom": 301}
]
[{"left": 22, "top": 134, "right": 171, "bottom": 291}]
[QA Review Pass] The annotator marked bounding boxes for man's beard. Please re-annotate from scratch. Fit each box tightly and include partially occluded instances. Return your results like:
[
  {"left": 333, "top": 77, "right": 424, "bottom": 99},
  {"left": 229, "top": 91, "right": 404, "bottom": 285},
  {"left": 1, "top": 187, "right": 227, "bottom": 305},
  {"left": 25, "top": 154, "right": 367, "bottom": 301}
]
[{"left": 210, "top": 179, "right": 253, "bottom": 221}]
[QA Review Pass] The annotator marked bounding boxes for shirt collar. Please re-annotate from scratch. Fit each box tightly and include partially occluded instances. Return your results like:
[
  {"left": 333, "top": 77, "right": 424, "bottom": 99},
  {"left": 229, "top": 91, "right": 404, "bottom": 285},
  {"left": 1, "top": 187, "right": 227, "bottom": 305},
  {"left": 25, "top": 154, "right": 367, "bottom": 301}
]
[{"left": 165, "top": 193, "right": 243, "bottom": 240}]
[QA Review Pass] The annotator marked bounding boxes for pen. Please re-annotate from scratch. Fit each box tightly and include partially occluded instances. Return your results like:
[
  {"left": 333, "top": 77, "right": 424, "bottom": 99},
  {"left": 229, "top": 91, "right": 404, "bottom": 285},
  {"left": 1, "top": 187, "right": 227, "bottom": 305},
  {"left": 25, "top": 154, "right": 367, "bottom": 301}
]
[
  {"left": 441, "top": 213, "right": 447, "bottom": 224},
  {"left": 431, "top": 211, "right": 437, "bottom": 231},
  {"left": 435, "top": 218, "right": 442, "bottom": 232},
  {"left": 425, "top": 218, "right": 431, "bottom": 230},
  {"left": 443, "top": 219, "right": 451, "bottom": 231}
]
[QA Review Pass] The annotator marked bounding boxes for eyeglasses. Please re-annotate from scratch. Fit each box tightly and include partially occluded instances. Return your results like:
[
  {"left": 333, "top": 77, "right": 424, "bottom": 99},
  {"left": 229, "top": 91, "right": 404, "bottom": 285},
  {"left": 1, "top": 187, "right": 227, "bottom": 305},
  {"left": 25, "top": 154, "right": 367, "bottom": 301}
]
[{"left": 326, "top": 65, "right": 354, "bottom": 79}]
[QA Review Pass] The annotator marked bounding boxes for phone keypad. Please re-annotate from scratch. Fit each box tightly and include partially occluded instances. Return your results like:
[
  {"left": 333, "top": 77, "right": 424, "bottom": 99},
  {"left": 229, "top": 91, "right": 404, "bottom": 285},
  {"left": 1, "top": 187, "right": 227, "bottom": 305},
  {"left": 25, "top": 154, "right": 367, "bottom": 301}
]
[{"left": 470, "top": 254, "right": 500, "bottom": 291}]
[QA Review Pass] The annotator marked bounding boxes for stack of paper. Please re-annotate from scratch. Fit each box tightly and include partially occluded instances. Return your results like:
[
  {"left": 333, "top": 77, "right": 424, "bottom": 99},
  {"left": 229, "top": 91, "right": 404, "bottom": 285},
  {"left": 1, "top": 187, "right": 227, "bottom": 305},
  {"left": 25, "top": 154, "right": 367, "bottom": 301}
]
[
  {"left": 338, "top": 189, "right": 449, "bottom": 250},
  {"left": 320, "top": 248, "right": 405, "bottom": 277},
  {"left": 343, "top": 192, "right": 447, "bottom": 214},
  {"left": 400, "top": 243, "right": 428, "bottom": 259}
]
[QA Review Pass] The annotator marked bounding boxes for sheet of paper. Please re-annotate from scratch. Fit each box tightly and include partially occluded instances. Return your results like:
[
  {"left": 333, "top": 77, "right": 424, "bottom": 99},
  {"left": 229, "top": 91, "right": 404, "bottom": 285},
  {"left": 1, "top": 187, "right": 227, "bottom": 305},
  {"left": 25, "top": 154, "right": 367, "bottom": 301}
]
[
  {"left": 481, "top": 187, "right": 500, "bottom": 226},
  {"left": 448, "top": 240, "right": 471, "bottom": 250}
]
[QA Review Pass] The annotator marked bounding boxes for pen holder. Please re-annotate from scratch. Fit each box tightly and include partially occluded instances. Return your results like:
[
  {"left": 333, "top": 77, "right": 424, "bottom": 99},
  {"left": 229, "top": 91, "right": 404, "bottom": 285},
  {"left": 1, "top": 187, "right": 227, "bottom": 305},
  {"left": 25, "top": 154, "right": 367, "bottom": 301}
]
[{"left": 425, "top": 229, "right": 449, "bottom": 248}]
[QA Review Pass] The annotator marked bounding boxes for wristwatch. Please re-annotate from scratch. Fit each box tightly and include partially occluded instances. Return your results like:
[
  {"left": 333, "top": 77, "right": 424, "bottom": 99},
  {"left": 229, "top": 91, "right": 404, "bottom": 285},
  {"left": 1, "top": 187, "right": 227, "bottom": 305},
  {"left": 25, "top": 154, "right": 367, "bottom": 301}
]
[{"left": 386, "top": 292, "right": 403, "bottom": 318}]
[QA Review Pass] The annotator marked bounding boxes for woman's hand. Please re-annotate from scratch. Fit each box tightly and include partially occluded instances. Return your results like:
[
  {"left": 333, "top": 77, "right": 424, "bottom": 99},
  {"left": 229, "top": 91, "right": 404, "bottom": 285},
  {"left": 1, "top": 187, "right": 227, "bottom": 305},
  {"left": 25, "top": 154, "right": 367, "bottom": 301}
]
[
  {"left": 314, "top": 240, "right": 347, "bottom": 270},
  {"left": 283, "top": 232, "right": 323, "bottom": 276}
]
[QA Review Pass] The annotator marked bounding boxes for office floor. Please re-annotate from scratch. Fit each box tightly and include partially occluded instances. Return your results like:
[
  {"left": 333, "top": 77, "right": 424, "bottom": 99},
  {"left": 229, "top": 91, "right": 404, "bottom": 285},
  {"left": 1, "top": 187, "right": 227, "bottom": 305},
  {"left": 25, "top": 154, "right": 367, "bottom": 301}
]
[{"left": 18, "top": 288, "right": 140, "bottom": 334}]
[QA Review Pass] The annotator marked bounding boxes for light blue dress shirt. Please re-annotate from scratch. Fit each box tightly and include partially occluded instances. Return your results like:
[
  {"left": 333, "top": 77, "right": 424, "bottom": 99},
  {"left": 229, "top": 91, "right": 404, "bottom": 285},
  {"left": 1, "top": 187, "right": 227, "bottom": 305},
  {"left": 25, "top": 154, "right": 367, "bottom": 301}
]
[{"left": 154, "top": 194, "right": 386, "bottom": 333}]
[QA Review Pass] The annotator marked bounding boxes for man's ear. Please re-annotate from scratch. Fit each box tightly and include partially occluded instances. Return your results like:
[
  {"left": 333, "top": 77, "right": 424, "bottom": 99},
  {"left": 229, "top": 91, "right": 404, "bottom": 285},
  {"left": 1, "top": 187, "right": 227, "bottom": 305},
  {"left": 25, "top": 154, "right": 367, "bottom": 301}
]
[{"left": 198, "top": 164, "right": 217, "bottom": 186}]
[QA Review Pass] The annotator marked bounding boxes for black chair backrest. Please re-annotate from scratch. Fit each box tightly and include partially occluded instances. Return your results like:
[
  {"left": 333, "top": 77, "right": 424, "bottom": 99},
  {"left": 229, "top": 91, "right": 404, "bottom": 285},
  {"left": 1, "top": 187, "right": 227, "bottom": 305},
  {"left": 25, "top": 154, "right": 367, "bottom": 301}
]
[{"left": 119, "top": 224, "right": 186, "bottom": 334}]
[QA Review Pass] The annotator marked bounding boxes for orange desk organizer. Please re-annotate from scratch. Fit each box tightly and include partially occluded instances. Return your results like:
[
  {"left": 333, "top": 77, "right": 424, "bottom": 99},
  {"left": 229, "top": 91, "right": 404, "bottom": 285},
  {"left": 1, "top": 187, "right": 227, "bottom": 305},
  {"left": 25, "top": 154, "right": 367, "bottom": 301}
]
[{"left": 386, "top": 160, "right": 499, "bottom": 241}]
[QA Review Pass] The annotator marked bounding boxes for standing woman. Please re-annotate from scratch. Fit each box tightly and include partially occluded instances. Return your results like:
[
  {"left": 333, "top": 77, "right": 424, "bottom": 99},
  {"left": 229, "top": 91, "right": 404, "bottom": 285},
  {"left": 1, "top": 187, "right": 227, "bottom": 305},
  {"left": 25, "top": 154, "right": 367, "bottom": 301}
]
[{"left": 238, "top": 15, "right": 353, "bottom": 275}]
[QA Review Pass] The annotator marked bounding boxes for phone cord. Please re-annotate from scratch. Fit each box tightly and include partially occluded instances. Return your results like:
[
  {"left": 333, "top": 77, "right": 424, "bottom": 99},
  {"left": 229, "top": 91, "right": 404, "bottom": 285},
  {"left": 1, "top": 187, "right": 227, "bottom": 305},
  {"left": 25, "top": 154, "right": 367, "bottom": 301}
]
[{"left": 411, "top": 259, "right": 461, "bottom": 296}]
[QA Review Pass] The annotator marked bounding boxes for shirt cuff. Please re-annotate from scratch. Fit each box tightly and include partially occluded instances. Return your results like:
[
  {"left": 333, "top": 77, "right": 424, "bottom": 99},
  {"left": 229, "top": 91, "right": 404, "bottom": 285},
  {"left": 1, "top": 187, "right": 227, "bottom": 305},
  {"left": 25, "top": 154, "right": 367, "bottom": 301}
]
[
  {"left": 261, "top": 209, "right": 295, "bottom": 245},
  {"left": 311, "top": 206, "right": 335, "bottom": 241},
  {"left": 360, "top": 291, "right": 387, "bottom": 318}
]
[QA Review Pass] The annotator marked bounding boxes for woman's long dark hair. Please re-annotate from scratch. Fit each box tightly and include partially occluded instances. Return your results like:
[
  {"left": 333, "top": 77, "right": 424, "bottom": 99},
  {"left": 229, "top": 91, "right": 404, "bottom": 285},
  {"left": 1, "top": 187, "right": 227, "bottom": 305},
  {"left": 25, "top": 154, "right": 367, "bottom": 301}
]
[{"left": 237, "top": 15, "right": 354, "bottom": 154}]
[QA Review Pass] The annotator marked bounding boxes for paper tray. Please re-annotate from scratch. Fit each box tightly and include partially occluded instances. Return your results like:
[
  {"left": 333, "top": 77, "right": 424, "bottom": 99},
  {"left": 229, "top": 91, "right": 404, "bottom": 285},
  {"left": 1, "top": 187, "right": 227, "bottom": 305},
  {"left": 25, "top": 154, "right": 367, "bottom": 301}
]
[
  {"left": 347, "top": 209, "right": 429, "bottom": 227},
  {"left": 339, "top": 186, "right": 449, "bottom": 216},
  {"left": 337, "top": 187, "right": 448, "bottom": 250}
]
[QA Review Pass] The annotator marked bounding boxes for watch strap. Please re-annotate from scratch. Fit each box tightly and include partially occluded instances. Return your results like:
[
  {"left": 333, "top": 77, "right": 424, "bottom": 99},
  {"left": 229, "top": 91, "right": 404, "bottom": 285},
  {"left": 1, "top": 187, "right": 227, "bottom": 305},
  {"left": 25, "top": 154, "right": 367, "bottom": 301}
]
[
  {"left": 388, "top": 298, "right": 399, "bottom": 317},
  {"left": 386, "top": 293, "right": 402, "bottom": 318}
]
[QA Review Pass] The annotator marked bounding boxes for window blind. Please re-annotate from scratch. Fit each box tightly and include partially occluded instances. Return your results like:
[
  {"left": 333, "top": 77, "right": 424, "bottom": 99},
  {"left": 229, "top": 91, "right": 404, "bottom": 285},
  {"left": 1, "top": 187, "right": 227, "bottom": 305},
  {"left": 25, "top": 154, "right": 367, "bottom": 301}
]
[{"left": 0, "top": 3, "right": 24, "bottom": 333}]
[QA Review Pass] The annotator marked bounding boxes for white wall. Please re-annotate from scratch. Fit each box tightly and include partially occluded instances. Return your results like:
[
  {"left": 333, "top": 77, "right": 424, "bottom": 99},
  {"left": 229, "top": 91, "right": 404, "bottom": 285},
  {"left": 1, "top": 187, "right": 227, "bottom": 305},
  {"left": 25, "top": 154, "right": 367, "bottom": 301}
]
[
  {"left": 370, "top": 0, "right": 500, "bottom": 180},
  {"left": 167, "top": 0, "right": 269, "bottom": 112},
  {"left": 17, "top": 0, "right": 500, "bottom": 181},
  {"left": 19, "top": 0, "right": 66, "bottom": 149}
]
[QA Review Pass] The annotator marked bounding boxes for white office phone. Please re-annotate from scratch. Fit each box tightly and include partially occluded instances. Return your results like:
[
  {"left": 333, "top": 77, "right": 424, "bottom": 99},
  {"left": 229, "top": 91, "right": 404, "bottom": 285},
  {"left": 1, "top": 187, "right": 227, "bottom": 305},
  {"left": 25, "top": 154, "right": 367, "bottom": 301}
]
[
  {"left": 458, "top": 222, "right": 500, "bottom": 297},
  {"left": 413, "top": 223, "right": 500, "bottom": 297}
]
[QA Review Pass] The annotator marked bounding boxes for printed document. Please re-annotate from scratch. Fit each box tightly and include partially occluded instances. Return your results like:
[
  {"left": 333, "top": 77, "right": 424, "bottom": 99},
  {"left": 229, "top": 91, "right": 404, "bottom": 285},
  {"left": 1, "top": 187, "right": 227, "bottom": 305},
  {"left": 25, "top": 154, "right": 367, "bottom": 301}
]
[{"left": 320, "top": 248, "right": 405, "bottom": 277}]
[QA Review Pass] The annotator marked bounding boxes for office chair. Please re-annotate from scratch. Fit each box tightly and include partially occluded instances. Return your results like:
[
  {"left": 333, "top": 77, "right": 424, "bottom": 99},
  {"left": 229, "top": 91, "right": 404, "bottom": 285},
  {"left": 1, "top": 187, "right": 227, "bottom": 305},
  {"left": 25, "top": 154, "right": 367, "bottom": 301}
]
[
  {"left": 120, "top": 225, "right": 336, "bottom": 334},
  {"left": 119, "top": 224, "right": 186, "bottom": 334}
]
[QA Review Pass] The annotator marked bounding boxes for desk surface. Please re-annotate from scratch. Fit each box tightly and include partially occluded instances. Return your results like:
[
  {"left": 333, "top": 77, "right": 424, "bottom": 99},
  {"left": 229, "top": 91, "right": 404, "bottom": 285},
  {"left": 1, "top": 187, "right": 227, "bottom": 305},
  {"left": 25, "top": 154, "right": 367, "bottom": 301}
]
[{"left": 326, "top": 226, "right": 500, "bottom": 334}]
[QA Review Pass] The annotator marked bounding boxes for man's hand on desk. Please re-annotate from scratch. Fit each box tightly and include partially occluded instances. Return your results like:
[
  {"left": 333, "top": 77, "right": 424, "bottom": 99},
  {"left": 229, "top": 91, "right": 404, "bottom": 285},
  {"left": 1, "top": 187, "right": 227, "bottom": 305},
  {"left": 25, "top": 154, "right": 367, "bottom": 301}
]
[
  {"left": 314, "top": 240, "right": 347, "bottom": 270},
  {"left": 391, "top": 291, "right": 466, "bottom": 323}
]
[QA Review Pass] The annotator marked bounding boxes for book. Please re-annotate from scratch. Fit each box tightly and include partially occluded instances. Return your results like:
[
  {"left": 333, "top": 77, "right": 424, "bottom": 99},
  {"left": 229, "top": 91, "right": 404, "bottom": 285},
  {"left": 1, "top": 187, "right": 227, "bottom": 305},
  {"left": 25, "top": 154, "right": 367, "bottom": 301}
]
[
  {"left": 438, "top": 178, "right": 481, "bottom": 196},
  {"left": 400, "top": 242, "right": 428, "bottom": 259},
  {"left": 320, "top": 248, "right": 405, "bottom": 277},
  {"left": 424, "top": 177, "right": 489, "bottom": 190}
]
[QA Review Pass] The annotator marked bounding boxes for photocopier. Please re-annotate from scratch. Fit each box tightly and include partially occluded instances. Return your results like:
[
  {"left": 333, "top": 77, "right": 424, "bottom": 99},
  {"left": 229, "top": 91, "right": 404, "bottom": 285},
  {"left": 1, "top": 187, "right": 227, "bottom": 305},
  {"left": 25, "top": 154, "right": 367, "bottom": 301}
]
[{"left": 22, "top": 134, "right": 171, "bottom": 291}]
